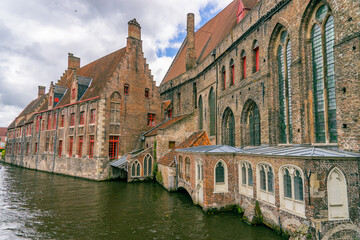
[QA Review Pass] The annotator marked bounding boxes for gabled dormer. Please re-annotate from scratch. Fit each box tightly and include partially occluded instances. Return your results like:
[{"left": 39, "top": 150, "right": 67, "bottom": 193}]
[{"left": 76, "top": 76, "right": 92, "bottom": 101}]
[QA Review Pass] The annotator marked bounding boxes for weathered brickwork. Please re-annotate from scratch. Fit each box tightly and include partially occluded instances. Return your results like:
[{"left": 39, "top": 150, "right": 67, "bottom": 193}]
[{"left": 5, "top": 19, "right": 161, "bottom": 180}]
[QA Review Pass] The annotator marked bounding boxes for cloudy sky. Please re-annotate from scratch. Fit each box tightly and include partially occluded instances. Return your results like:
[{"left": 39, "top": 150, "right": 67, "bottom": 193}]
[{"left": 0, "top": 0, "right": 233, "bottom": 127}]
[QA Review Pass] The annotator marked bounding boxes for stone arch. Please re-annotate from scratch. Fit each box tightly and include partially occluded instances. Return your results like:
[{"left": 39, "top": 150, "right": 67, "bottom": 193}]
[
  {"left": 240, "top": 99, "right": 260, "bottom": 146},
  {"left": 327, "top": 167, "right": 349, "bottom": 220},
  {"left": 322, "top": 223, "right": 360, "bottom": 240},
  {"left": 110, "top": 91, "right": 121, "bottom": 100},
  {"left": 221, "top": 107, "right": 235, "bottom": 146}
]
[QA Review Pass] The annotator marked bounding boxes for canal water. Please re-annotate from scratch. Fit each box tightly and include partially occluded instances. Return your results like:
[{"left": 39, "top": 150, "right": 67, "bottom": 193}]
[{"left": 0, "top": 164, "right": 283, "bottom": 240}]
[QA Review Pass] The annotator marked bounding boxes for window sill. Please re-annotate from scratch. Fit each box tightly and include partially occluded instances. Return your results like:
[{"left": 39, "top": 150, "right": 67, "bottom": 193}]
[
  {"left": 279, "top": 207, "right": 306, "bottom": 219},
  {"left": 213, "top": 191, "right": 229, "bottom": 194}
]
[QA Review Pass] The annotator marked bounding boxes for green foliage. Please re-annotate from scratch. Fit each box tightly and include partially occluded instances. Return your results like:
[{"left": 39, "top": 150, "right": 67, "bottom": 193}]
[
  {"left": 253, "top": 201, "right": 263, "bottom": 225},
  {"left": 1, "top": 149, "right": 5, "bottom": 159},
  {"left": 153, "top": 141, "right": 157, "bottom": 160},
  {"left": 153, "top": 162, "right": 158, "bottom": 176},
  {"left": 156, "top": 170, "right": 163, "bottom": 185}
]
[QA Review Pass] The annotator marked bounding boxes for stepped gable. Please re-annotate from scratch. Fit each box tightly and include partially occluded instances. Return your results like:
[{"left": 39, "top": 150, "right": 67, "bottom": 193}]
[
  {"left": 158, "top": 130, "right": 210, "bottom": 167},
  {"left": 161, "top": 0, "right": 257, "bottom": 85},
  {"left": 143, "top": 115, "right": 188, "bottom": 137},
  {"left": 56, "top": 48, "right": 126, "bottom": 107}
]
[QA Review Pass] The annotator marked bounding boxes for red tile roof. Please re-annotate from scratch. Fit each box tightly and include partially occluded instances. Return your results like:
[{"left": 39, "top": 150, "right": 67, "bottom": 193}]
[
  {"left": 144, "top": 115, "right": 188, "bottom": 137},
  {"left": 161, "top": 0, "right": 257, "bottom": 85},
  {"left": 158, "top": 130, "right": 210, "bottom": 166}
]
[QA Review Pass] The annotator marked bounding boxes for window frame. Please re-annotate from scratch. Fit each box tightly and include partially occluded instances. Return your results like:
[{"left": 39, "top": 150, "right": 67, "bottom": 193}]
[{"left": 109, "top": 135, "right": 119, "bottom": 159}]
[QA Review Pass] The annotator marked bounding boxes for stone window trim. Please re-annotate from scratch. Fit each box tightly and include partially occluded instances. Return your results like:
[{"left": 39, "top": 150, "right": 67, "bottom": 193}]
[
  {"left": 279, "top": 164, "right": 306, "bottom": 217},
  {"left": 241, "top": 50, "right": 246, "bottom": 79},
  {"left": 143, "top": 154, "right": 153, "bottom": 177},
  {"left": 256, "top": 162, "right": 275, "bottom": 205},
  {"left": 131, "top": 160, "right": 141, "bottom": 177},
  {"left": 214, "top": 159, "right": 228, "bottom": 193},
  {"left": 90, "top": 109, "right": 96, "bottom": 125}
]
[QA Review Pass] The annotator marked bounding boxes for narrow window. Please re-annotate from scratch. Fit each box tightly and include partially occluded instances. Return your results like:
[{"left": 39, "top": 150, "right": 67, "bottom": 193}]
[
  {"left": 267, "top": 167, "right": 274, "bottom": 192},
  {"left": 49, "top": 96, "right": 52, "bottom": 106},
  {"left": 47, "top": 113, "right": 51, "bottom": 130},
  {"left": 89, "top": 135, "right": 94, "bottom": 159},
  {"left": 215, "top": 162, "right": 225, "bottom": 183},
  {"left": 193, "top": 82, "right": 197, "bottom": 108},
  {"left": 294, "top": 170, "right": 303, "bottom": 201},
  {"left": 79, "top": 112, "right": 85, "bottom": 125},
  {"left": 253, "top": 41, "right": 259, "bottom": 72},
  {"left": 167, "top": 109, "right": 172, "bottom": 118},
  {"left": 230, "top": 59, "right": 235, "bottom": 86},
  {"left": 109, "top": 136, "right": 119, "bottom": 159},
  {"left": 185, "top": 158, "right": 191, "bottom": 178},
  {"left": 178, "top": 156, "right": 183, "bottom": 179},
  {"left": 248, "top": 167, "right": 253, "bottom": 186},
  {"left": 78, "top": 136, "right": 83, "bottom": 157},
  {"left": 278, "top": 30, "right": 293, "bottom": 144},
  {"left": 69, "top": 136, "right": 73, "bottom": 156},
  {"left": 26, "top": 142, "right": 29, "bottom": 155},
  {"left": 70, "top": 113, "right": 75, "bottom": 126},
  {"left": 45, "top": 137, "right": 49, "bottom": 152},
  {"left": 124, "top": 84, "right": 129, "bottom": 95},
  {"left": 110, "top": 102, "right": 120, "bottom": 123},
  {"left": 35, "top": 142, "right": 38, "bottom": 153},
  {"left": 72, "top": 88, "right": 76, "bottom": 100},
  {"left": 241, "top": 50, "right": 246, "bottom": 79},
  {"left": 221, "top": 66, "right": 226, "bottom": 90},
  {"left": 148, "top": 156, "right": 152, "bottom": 176},
  {"left": 144, "top": 156, "right": 148, "bottom": 176},
  {"left": 59, "top": 140, "right": 62, "bottom": 156},
  {"left": 52, "top": 113, "right": 57, "bottom": 130},
  {"left": 209, "top": 88, "right": 215, "bottom": 136},
  {"left": 242, "top": 164, "right": 247, "bottom": 185},
  {"left": 198, "top": 96, "right": 203, "bottom": 130},
  {"left": 260, "top": 166, "right": 266, "bottom": 190},
  {"left": 284, "top": 169, "right": 292, "bottom": 198},
  {"left": 145, "top": 88, "right": 149, "bottom": 98},
  {"left": 147, "top": 113, "right": 156, "bottom": 127},
  {"left": 90, "top": 109, "right": 96, "bottom": 124},
  {"left": 178, "top": 92, "right": 181, "bottom": 113},
  {"left": 60, "top": 115, "right": 65, "bottom": 127}
]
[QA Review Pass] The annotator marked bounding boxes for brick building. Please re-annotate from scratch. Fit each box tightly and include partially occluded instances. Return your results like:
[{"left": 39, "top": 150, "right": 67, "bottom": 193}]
[
  {"left": 0, "top": 127, "right": 7, "bottom": 157},
  {"left": 142, "top": 0, "right": 360, "bottom": 239},
  {"left": 4, "top": 19, "right": 161, "bottom": 180}
]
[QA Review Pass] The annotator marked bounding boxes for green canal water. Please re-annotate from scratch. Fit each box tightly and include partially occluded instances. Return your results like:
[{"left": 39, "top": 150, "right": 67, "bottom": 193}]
[{"left": 0, "top": 164, "right": 284, "bottom": 240}]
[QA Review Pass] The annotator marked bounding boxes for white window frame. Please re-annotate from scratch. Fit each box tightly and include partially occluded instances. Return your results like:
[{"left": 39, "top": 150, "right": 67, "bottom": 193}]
[
  {"left": 239, "top": 161, "right": 253, "bottom": 197},
  {"left": 256, "top": 162, "right": 275, "bottom": 205}
]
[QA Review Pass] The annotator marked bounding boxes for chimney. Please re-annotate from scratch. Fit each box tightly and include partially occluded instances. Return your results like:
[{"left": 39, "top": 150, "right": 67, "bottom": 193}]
[
  {"left": 38, "top": 86, "right": 45, "bottom": 98},
  {"left": 68, "top": 53, "right": 80, "bottom": 71},
  {"left": 128, "top": 18, "right": 141, "bottom": 40},
  {"left": 186, "top": 13, "right": 196, "bottom": 70}
]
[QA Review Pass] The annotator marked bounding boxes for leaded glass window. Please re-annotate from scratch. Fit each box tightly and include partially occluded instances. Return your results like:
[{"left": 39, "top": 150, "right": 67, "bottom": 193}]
[
  {"left": 311, "top": 5, "right": 337, "bottom": 143},
  {"left": 260, "top": 166, "right": 266, "bottom": 190},
  {"left": 267, "top": 167, "right": 274, "bottom": 193},
  {"left": 278, "top": 30, "right": 293, "bottom": 144},
  {"left": 294, "top": 170, "right": 303, "bottom": 201},
  {"left": 215, "top": 162, "right": 224, "bottom": 183},
  {"left": 242, "top": 164, "right": 247, "bottom": 185},
  {"left": 209, "top": 88, "right": 216, "bottom": 136},
  {"left": 222, "top": 108, "right": 235, "bottom": 147},
  {"left": 144, "top": 157, "right": 148, "bottom": 176},
  {"left": 248, "top": 167, "right": 253, "bottom": 186},
  {"left": 284, "top": 169, "right": 292, "bottom": 198}
]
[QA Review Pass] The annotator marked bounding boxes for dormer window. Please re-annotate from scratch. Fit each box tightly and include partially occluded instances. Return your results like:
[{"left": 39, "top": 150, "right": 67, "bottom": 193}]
[{"left": 124, "top": 84, "right": 129, "bottom": 95}]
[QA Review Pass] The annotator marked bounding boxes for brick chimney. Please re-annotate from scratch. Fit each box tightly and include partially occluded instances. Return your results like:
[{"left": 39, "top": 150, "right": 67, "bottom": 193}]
[
  {"left": 38, "top": 86, "right": 45, "bottom": 98},
  {"left": 186, "top": 13, "right": 196, "bottom": 70},
  {"left": 128, "top": 18, "right": 141, "bottom": 40},
  {"left": 68, "top": 53, "right": 80, "bottom": 71}
]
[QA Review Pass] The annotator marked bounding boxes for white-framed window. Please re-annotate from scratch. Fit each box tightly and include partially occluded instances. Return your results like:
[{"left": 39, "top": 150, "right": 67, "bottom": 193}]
[
  {"left": 178, "top": 155, "right": 183, "bottom": 179},
  {"left": 143, "top": 154, "right": 152, "bottom": 176},
  {"left": 279, "top": 165, "right": 305, "bottom": 216},
  {"left": 131, "top": 161, "right": 141, "bottom": 177},
  {"left": 239, "top": 161, "right": 253, "bottom": 197},
  {"left": 214, "top": 160, "right": 228, "bottom": 193},
  {"left": 256, "top": 162, "right": 275, "bottom": 204},
  {"left": 185, "top": 157, "right": 191, "bottom": 180},
  {"left": 327, "top": 167, "right": 349, "bottom": 220},
  {"left": 196, "top": 159, "right": 203, "bottom": 184}
]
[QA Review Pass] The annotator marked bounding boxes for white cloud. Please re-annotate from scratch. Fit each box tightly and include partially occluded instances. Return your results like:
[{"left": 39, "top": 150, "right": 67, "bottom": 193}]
[{"left": 0, "top": 0, "right": 233, "bottom": 127}]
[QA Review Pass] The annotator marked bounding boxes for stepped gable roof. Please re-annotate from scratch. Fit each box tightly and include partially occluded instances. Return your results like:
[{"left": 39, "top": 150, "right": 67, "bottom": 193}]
[
  {"left": 158, "top": 131, "right": 210, "bottom": 167},
  {"left": 161, "top": 0, "right": 243, "bottom": 85},
  {"left": 143, "top": 114, "right": 188, "bottom": 137},
  {"left": 56, "top": 47, "right": 126, "bottom": 107},
  {"left": 0, "top": 127, "right": 7, "bottom": 136}
]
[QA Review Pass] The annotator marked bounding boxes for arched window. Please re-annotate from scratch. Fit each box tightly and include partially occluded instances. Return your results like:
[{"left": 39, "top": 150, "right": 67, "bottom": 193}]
[
  {"left": 328, "top": 168, "right": 349, "bottom": 220},
  {"left": 279, "top": 165, "right": 305, "bottom": 215},
  {"left": 239, "top": 161, "right": 253, "bottom": 197},
  {"left": 241, "top": 50, "right": 246, "bottom": 79},
  {"left": 230, "top": 59, "right": 235, "bottom": 86},
  {"left": 198, "top": 96, "right": 203, "bottom": 130},
  {"left": 131, "top": 161, "right": 141, "bottom": 177},
  {"left": 185, "top": 157, "right": 191, "bottom": 179},
  {"left": 311, "top": 5, "right": 337, "bottom": 143},
  {"left": 253, "top": 40, "right": 259, "bottom": 72},
  {"left": 277, "top": 30, "right": 293, "bottom": 144},
  {"left": 242, "top": 101, "right": 260, "bottom": 146},
  {"left": 221, "top": 66, "right": 226, "bottom": 90},
  {"left": 257, "top": 162, "right": 275, "bottom": 204},
  {"left": 178, "top": 155, "right": 183, "bottom": 179},
  {"left": 214, "top": 160, "right": 228, "bottom": 192},
  {"left": 143, "top": 155, "right": 153, "bottom": 176},
  {"left": 222, "top": 108, "right": 235, "bottom": 146},
  {"left": 209, "top": 88, "right": 216, "bottom": 136}
]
